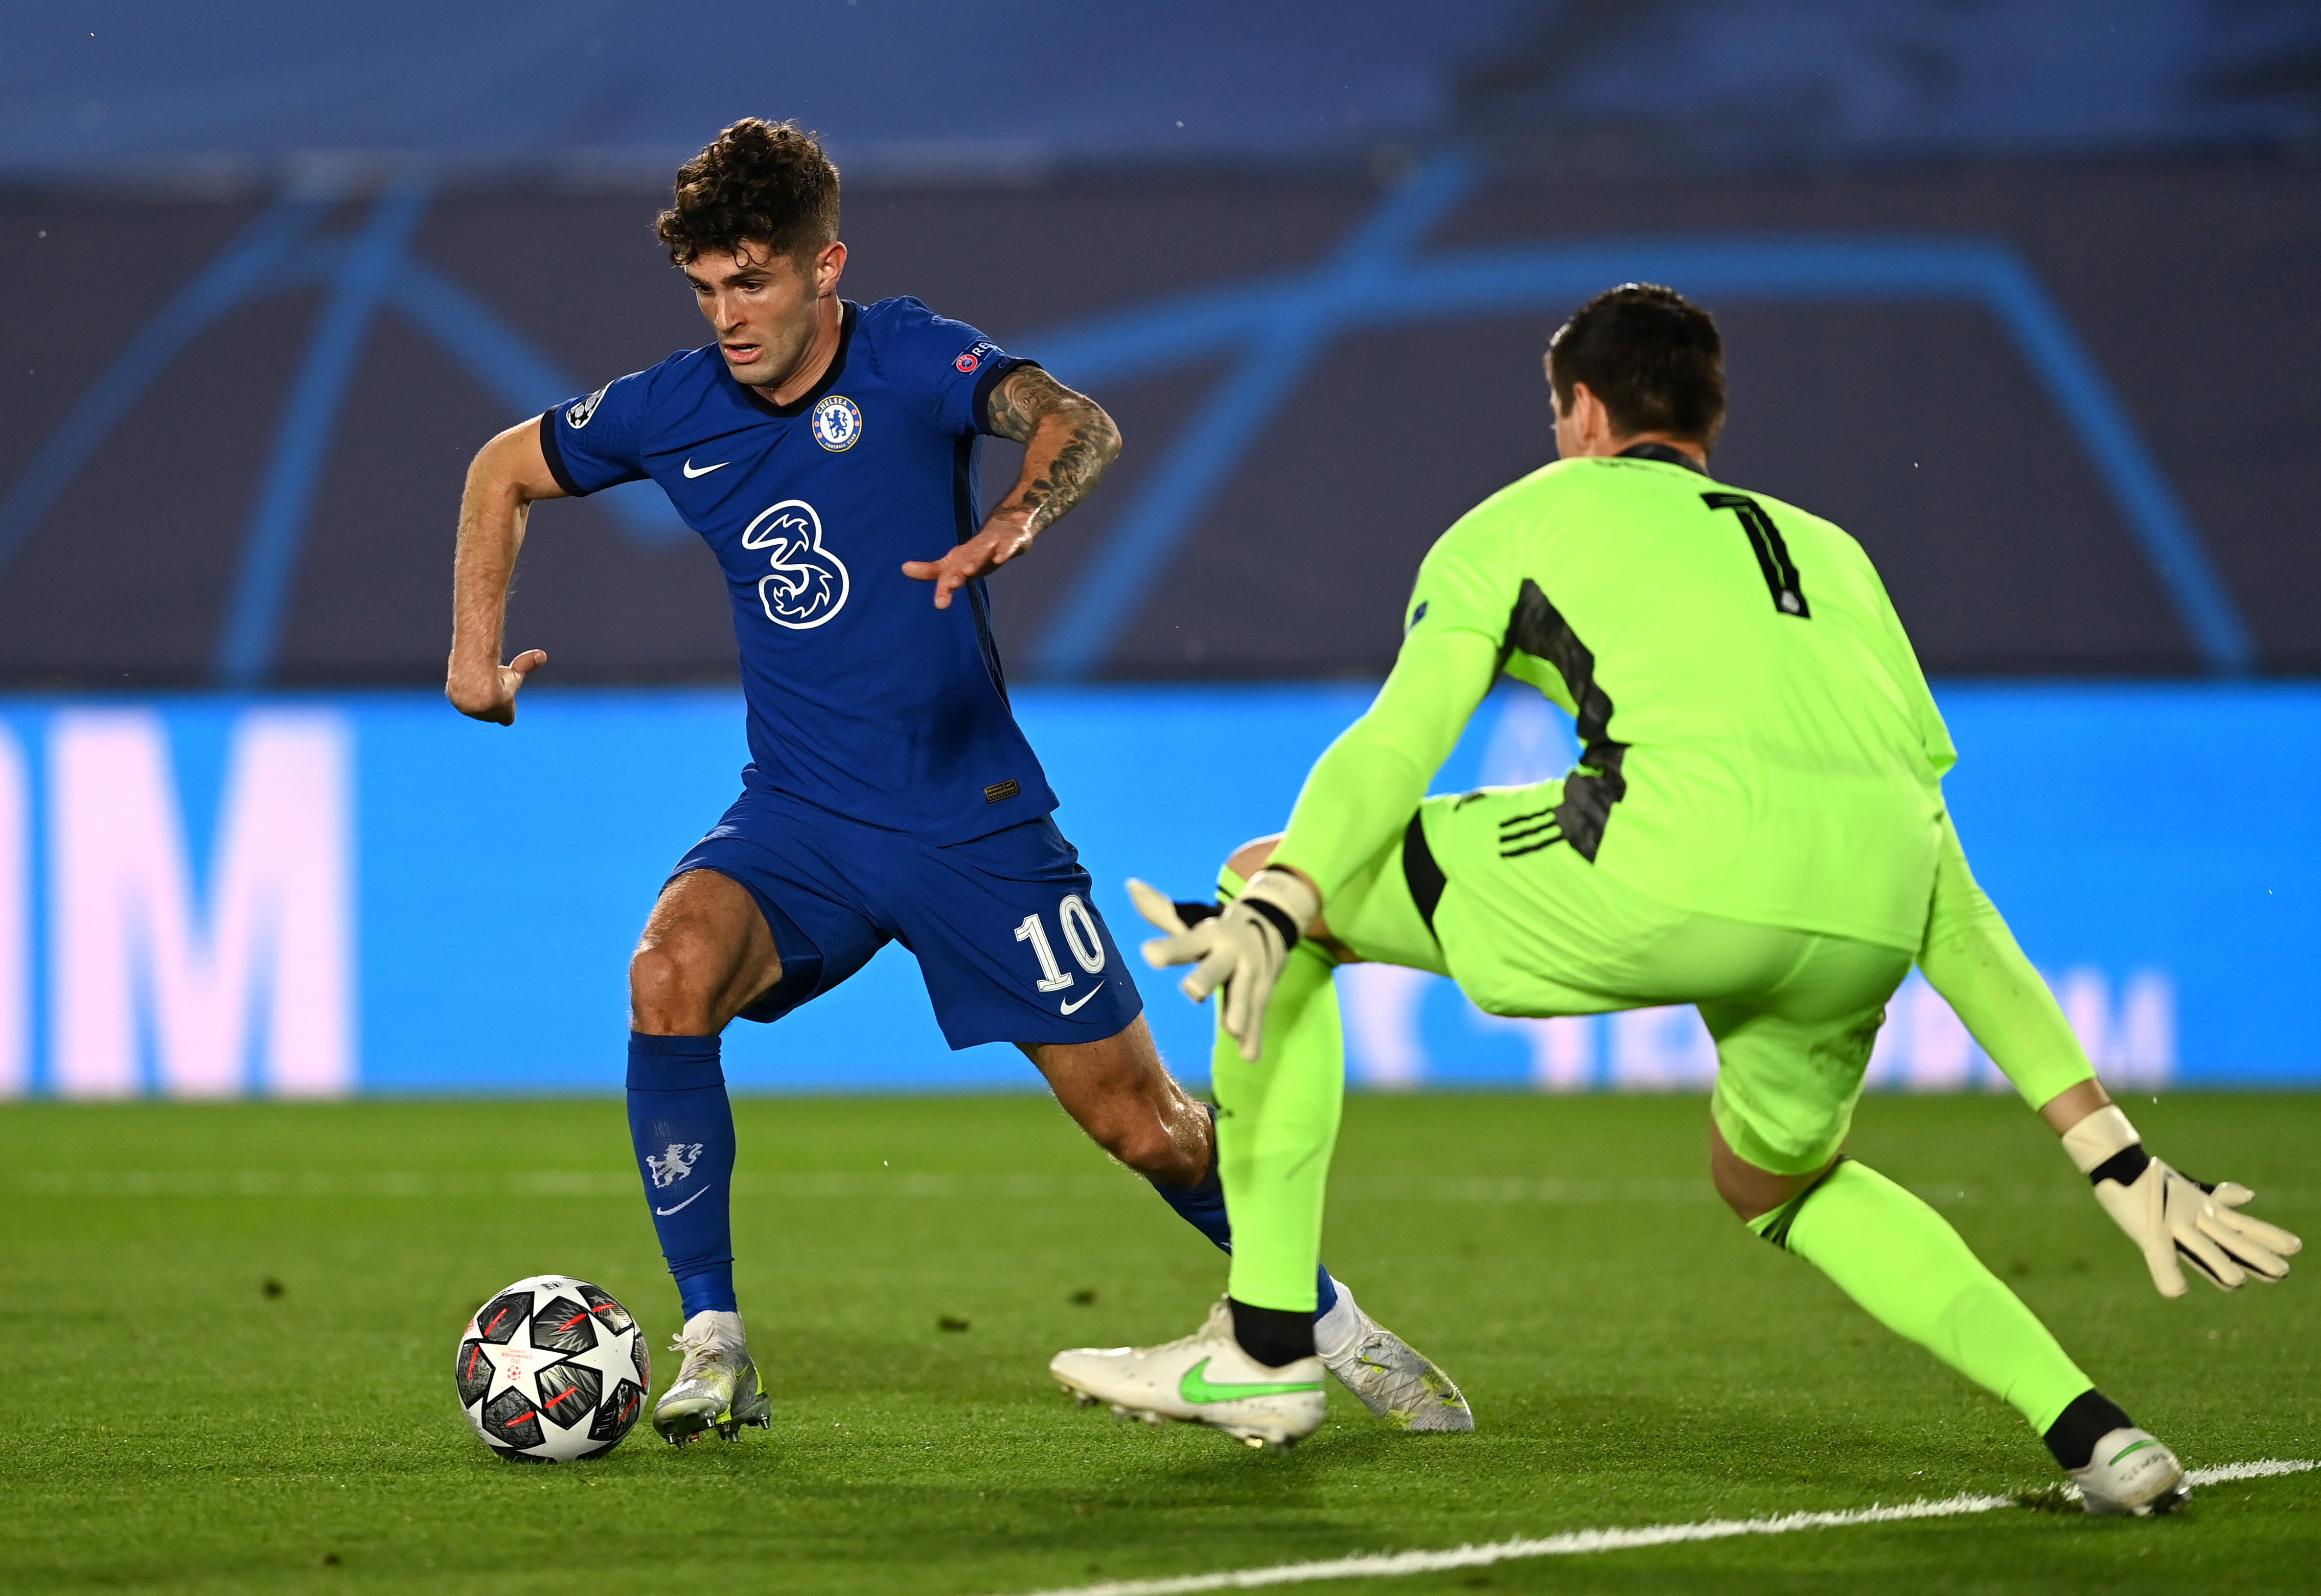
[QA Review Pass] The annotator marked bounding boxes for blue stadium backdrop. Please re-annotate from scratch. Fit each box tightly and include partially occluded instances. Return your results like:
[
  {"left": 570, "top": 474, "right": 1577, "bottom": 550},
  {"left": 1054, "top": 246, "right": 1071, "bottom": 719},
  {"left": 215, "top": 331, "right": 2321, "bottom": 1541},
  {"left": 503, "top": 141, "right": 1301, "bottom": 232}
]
[{"left": 0, "top": 683, "right": 2313, "bottom": 1097}]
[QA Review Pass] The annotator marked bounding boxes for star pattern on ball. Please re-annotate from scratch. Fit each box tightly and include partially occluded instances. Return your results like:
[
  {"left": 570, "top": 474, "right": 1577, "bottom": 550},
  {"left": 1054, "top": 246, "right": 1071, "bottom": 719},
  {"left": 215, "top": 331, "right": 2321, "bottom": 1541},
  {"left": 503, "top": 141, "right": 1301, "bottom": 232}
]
[
  {"left": 458, "top": 1276, "right": 649, "bottom": 1460},
  {"left": 565, "top": 1319, "right": 647, "bottom": 1411},
  {"left": 479, "top": 1336, "right": 566, "bottom": 1409}
]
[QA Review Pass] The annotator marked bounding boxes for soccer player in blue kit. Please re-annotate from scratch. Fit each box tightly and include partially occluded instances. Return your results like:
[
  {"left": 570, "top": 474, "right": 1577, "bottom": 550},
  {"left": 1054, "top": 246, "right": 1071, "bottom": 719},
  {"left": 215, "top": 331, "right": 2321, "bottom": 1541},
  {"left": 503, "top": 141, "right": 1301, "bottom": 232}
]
[{"left": 446, "top": 120, "right": 1469, "bottom": 1444}]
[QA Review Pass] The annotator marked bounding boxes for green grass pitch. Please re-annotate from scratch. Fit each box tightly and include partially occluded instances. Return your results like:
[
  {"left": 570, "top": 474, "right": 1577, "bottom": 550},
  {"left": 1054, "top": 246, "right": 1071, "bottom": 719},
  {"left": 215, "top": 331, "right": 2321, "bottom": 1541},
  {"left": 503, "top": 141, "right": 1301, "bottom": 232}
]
[{"left": 3, "top": 1090, "right": 2315, "bottom": 1594}]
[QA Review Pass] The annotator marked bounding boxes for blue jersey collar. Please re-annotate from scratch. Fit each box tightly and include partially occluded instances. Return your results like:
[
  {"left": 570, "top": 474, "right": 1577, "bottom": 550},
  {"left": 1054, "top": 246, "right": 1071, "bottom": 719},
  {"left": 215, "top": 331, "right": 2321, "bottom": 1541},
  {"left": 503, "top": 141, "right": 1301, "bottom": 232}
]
[{"left": 732, "top": 299, "right": 860, "bottom": 419}]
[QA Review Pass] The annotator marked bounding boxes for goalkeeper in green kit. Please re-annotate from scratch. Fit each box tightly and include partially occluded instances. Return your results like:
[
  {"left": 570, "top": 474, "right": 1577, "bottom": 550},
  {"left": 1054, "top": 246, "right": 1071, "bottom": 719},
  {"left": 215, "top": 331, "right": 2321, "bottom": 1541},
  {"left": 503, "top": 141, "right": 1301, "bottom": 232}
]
[{"left": 1049, "top": 284, "right": 2301, "bottom": 1511}]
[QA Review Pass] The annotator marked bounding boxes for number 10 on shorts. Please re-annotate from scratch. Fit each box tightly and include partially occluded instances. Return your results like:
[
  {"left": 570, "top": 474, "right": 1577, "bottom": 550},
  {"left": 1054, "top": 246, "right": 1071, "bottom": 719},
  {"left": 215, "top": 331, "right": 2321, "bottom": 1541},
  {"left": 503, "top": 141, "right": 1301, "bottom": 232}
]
[{"left": 1015, "top": 894, "right": 1107, "bottom": 992}]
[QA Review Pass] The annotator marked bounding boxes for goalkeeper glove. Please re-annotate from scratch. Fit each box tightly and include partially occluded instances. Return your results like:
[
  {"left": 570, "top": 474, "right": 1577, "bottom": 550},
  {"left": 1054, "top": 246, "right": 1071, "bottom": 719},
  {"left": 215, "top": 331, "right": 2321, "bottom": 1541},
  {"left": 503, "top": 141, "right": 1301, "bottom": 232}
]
[
  {"left": 1128, "top": 871, "right": 1319, "bottom": 1062},
  {"left": 2061, "top": 1103, "right": 2302, "bottom": 1298}
]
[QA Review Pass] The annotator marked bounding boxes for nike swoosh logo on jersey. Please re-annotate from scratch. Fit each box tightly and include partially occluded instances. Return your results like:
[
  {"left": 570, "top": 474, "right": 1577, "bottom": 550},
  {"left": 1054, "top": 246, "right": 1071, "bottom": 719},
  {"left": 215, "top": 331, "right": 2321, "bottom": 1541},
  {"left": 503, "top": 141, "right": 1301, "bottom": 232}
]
[
  {"left": 1060, "top": 982, "right": 1106, "bottom": 1015},
  {"left": 653, "top": 1185, "right": 713, "bottom": 1216},
  {"left": 1178, "top": 1356, "right": 1322, "bottom": 1405},
  {"left": 682, "top": 459, "right": 729, "bottom": 478}
]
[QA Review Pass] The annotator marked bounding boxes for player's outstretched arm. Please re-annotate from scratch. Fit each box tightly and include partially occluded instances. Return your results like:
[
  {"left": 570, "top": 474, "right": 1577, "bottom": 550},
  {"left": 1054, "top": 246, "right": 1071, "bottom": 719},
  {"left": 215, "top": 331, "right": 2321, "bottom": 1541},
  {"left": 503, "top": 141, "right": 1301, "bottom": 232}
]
[
  {"left": 1137, "top": 625, "right": 1498, "bottom": 1060},
  {"left": 1919, "top": 812, "right": 2302, "bottom": 1296},
  {"left": 447, "top": 419, "right": 567, "bottom": 725},
  {"left": 1915, "top": 812, "right": 2095, "bottom": 1111},
  {"left": 902, "top": 365, "right": 1120, "bottom": 609}
]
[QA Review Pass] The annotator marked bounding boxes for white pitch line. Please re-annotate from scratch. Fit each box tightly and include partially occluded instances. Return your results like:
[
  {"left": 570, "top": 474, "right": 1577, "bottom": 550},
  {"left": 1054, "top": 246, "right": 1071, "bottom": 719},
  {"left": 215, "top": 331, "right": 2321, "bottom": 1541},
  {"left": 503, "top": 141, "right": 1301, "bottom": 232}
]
[{"left": 1002, "top": 1459, "right": 2316, "bottom": 1596}]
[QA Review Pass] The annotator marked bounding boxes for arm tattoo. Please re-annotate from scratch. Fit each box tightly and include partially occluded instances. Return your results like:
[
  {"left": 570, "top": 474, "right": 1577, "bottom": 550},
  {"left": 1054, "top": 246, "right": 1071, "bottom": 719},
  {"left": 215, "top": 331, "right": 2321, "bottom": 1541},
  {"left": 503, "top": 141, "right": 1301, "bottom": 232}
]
[
  {"left": 1016, "top": 415, "right": 1115, "bottom": 534},
  {"left": 990, "top": 365, "right": 1121, "bottom": 535},
  {"left": 982, "top": 365, "right": 1050, "bottom": 444}
]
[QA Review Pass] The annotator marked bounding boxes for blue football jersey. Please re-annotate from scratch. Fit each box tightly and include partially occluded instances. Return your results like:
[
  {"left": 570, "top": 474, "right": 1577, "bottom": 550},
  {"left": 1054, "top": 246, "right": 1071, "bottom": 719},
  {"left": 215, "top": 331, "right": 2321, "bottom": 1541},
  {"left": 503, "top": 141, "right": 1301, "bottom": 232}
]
[{"left": 540, "top": 297, "right": 1056, "bottom": 844}]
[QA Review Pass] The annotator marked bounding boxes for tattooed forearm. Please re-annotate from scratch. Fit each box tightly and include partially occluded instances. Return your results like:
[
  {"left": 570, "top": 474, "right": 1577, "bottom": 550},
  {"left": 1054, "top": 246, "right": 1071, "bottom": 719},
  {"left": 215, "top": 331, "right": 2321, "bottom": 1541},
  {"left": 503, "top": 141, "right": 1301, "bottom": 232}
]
[
  {"left": 1012, "top": 416, "right": 1116, "bottom": 533},
  {"left": 989, "top": 365, "right": 1120, "bottom": 533}
]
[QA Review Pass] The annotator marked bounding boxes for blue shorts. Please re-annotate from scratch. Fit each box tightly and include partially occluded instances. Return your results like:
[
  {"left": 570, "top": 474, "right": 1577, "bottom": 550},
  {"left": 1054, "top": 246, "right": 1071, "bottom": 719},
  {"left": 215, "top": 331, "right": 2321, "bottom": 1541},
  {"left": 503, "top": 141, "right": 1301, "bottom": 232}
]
[{"left": 671, "top": 782, "right": 1145, "bottom": 1050}]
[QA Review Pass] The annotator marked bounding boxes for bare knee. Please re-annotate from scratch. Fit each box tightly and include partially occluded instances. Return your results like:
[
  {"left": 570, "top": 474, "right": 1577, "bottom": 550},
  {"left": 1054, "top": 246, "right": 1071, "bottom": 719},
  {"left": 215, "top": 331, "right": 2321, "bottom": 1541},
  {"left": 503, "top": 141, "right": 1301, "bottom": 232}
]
[
  {"left": 1036, "top": 1071, "right": 1174, "bottom": 1175},
  {"left": 629, "top": 929, "right": 725, "bottom": 1034},
  {"left": 1709, "top": 1116, "right": 1830, "bottom": 1222},
  {"left": 1029, "top": 1024, "right": 1212, "bottom": 1185},
  {"left": 1097, "top": 1112, "right": 1186, "bottom": 1179},
  {"left": 1710, "top": 1153, "right": 1772, "bottom": 1220},
  {"left": 630, "top": 871, "right": 779, "bottom": 1034}
]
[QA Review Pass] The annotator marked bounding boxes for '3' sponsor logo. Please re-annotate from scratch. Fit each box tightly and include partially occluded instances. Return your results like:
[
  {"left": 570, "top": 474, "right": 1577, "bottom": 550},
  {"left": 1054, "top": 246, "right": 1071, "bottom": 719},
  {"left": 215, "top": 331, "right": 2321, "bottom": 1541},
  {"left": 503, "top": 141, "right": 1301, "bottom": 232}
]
[{"left": 741, "top": 499, "right": 849, "bottom": 629}]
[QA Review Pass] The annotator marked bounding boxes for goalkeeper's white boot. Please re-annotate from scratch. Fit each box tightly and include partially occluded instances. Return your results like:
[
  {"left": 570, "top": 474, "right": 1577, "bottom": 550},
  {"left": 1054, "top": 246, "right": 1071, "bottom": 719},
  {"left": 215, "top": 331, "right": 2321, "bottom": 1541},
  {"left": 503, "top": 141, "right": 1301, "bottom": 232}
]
[
  {"left": 1050, "top": 1298, "right": 1326, "bottom": 1450},
  {"left": 652, "top": 1310, "right": 772, "bottom": 1446},
  {"left": 1315, "top": 1280, "right": 1474, "bottom": 1432},
  {"left": 2070, "top": 1428, "right": 2187, "bottom": 1517}
]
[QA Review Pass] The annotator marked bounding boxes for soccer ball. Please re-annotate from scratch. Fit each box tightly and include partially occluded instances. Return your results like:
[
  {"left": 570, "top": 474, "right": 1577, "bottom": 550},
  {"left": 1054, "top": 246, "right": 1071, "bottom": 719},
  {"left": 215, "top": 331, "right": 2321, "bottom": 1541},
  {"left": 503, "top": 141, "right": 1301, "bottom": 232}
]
[{"left": 455, "top": 1275, "right": 651, "bottom": 1462}]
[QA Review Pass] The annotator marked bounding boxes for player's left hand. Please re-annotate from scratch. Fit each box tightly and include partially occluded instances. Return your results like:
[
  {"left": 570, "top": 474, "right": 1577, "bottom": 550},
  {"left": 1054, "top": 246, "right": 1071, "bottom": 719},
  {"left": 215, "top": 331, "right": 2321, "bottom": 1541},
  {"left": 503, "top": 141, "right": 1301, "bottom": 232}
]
[
  {"left": 1129, "top": 870, "right": 1318, "bottom": 1062},
  {"left": 902, "top": 508, "right": 1037, "bottom": 610},
  {"left": 2062, "top": 1104, "right": 2303, "bottom": 1297}
]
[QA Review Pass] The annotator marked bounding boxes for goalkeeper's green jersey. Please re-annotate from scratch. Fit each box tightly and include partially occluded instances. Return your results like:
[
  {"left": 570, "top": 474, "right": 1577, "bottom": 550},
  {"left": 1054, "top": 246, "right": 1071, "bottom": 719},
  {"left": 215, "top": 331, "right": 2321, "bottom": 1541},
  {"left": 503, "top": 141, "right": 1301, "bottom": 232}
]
[{"left": 1273, "top": 448, "right": 1956, "bottom": 953}]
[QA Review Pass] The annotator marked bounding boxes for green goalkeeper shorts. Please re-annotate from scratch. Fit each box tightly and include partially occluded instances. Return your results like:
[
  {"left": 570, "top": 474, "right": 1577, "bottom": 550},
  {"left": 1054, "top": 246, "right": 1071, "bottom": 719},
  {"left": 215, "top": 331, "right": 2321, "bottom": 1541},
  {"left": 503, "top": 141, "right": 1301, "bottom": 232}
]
[{"left": 1323, "top": 779, "right": 1916, "bottom": 1177}]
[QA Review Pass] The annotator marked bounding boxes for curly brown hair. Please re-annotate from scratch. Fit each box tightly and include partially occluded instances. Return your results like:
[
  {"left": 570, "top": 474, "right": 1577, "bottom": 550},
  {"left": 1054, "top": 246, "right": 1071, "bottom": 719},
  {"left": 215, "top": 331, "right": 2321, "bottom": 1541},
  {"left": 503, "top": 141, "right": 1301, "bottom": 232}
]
[{"left": 656, "top": 119, "right": 841, "bottom": 268}]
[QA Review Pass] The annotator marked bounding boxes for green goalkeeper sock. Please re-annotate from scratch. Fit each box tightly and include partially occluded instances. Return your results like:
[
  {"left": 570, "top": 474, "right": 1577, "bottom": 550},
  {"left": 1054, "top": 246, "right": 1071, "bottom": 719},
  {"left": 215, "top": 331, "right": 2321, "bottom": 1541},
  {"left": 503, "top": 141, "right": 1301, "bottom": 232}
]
[
  {"left": 1757, "top": 1159, "right": 2093, "bottom": 1433},
  {"left": 1211, "top": 865, "right": 1345, "bottom": 1316}
]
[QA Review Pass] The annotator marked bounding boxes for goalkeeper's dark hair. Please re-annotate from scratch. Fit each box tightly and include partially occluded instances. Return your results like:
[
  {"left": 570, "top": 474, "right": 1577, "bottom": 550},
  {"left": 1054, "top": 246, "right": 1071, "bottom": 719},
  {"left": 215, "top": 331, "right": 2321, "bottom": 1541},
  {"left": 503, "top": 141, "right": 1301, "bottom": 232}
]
[
  {"left": 1547, "top": 283, "right": 1726, "bottom": 448},
  {"left": 656, "top": 119, "right": 840, "bottom": 268}
]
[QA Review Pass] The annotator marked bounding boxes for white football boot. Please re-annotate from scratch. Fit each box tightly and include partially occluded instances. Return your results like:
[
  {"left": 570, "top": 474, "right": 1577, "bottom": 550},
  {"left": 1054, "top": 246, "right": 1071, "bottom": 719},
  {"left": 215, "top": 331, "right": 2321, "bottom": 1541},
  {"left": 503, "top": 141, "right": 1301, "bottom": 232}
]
[
  {"left": 652, "top": 1309, "right": 773, "bottom": 1446},
  {"left": 1315, "top": 1280, "right": 1474, "bottom": 1432},
  {"left": 1050, "top": 1298, "right": 1326, "bottom": 1450},
  {"left": 2069, "top": 1427, "right": 2188, "bottom": 1516}
]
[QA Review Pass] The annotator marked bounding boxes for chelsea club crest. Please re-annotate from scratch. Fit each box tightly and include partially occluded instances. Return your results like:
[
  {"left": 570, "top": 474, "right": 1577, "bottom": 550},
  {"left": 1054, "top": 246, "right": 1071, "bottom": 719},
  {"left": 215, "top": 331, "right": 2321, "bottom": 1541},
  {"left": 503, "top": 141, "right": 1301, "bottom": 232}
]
[{"left": 811, "top": 394, "right": 863, "bottom": 452}]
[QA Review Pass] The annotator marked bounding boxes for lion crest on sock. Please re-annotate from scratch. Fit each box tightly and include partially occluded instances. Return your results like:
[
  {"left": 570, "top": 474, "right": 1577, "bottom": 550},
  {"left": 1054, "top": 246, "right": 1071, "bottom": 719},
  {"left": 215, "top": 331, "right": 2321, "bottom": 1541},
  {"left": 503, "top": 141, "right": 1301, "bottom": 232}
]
[{"left": 647, "top": 1142, "right": 704, "bottom": 1188}]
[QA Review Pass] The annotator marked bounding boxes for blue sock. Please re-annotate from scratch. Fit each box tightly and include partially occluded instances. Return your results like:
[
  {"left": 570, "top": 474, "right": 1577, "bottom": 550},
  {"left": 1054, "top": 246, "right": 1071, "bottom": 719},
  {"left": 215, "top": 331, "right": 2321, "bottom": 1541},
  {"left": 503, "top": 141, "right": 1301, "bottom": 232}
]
[
  {"left": 626, "top": 1032, "right": 738, "bottom": 1318},
  {"left": 1146, "top": 1103, "right": 1339, "bottom": 1320}
]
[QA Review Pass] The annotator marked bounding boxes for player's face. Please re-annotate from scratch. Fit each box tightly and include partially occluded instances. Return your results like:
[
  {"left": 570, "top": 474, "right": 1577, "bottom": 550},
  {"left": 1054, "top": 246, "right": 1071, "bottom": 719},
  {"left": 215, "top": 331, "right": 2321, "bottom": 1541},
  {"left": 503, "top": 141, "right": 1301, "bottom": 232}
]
[{"left": 685, "top": 242, "right": 838, "bottom": 389}]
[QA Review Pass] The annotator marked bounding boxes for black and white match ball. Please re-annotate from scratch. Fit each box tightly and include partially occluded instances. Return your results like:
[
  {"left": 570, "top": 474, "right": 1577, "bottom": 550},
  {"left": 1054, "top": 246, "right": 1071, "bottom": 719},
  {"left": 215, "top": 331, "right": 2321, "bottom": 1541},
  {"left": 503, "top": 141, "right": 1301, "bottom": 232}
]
[{"left": 455, "top": 1275, "right": 651, "bottom": 1462}]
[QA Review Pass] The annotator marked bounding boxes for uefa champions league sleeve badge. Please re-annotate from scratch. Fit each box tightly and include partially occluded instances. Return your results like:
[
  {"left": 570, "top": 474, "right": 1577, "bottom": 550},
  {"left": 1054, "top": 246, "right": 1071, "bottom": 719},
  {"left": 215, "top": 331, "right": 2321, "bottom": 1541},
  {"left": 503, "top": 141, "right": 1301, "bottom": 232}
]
[{"left": 810, "top": 394, "right": 862, "bottom": 452}]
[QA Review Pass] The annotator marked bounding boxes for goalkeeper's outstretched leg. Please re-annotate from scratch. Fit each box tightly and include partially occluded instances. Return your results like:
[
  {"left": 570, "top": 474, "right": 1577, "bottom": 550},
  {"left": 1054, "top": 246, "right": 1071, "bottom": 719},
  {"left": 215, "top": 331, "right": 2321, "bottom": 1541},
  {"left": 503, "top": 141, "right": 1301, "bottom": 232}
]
[{"left": 1714, "top": 1123, "right": 2186, "bottom": 1516}]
